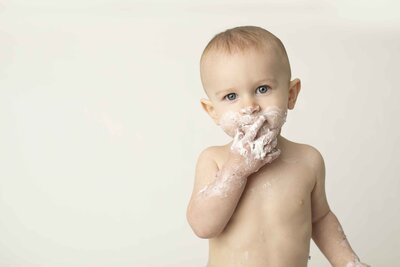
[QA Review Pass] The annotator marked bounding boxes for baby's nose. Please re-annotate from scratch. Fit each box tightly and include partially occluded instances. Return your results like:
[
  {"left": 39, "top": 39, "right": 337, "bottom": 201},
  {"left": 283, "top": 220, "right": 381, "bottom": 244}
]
[{"left": 239, "top": 104, "right": 260, "bottom": 115}]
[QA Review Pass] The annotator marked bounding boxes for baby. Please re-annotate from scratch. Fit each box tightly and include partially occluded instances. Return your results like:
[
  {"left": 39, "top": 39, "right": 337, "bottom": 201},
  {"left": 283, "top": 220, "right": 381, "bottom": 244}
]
[{"left": 186, "top": 26, "right": 370, "bottom": 267}]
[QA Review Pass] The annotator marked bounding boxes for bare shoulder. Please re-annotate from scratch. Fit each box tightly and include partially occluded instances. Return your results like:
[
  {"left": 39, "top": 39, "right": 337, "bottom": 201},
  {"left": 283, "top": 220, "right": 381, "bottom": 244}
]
[
  {"left": 282, "top": 138, "right": 325, "bottom": 178},
  {"left": 197, "top": 143, "right": 231, "bottom": 170},
  {"left": 301, "top": 143, "right": 325, "bottom": 177},
  {"left": 298, "top": 142, "right": 324, "bottom": 167},
  {"left": 197, "top": 145, "right": 225, "bottom": 163},
  {"left": 194, "top": 145, "right": 226, "bottom": 178}
]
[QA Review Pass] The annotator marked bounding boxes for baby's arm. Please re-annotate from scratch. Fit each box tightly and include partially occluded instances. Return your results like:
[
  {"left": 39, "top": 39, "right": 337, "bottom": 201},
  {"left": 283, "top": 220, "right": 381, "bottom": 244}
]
[
  {"left": 186, "top": 147, "right": 249, "bottom": 238},
  {"left": 310, "top": 148, "right": 370, "bottom": 267},
  {"left": 186, "top": 116, "right": 278, "bottom": 238}
]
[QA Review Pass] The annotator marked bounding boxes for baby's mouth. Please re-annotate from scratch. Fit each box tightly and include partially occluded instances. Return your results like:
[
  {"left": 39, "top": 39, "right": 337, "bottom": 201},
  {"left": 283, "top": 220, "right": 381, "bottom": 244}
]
[{"left": 219, "top": 107, "right": 287, "bottom": 138}]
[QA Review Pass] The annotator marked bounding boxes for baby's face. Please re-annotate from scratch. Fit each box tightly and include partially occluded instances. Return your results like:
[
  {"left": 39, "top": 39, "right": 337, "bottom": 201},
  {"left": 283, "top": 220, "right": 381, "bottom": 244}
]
[{"left": 200, "top": 48, "right": 292, "bottom": 137}]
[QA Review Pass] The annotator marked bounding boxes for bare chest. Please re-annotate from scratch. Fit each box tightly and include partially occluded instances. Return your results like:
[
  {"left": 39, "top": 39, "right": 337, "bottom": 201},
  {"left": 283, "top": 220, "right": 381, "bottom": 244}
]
[
  {"left": 240, "top": 159, "right": 314, "bottom": 224},
  {"left": 209, "top": 143, "right": 316, "bottom": 266},
  {"left": 216, "top": 157, "right": 315, "bottom": 244}
]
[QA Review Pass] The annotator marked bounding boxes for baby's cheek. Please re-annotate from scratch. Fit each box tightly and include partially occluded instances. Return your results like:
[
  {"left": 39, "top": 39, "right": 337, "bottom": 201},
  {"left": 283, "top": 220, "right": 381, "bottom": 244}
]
[
  {"left": 263, "top": 107, "right": 288, "bottom": 129},
  {"left": 219, "top": 112, "right": 241, "bottom": 137},
  {"left": 220, "top": 121, "right": 239, "bottom": 137}
]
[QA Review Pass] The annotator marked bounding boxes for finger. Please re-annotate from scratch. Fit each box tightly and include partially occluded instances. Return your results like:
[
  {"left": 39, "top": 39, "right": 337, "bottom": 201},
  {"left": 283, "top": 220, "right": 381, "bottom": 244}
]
[
  {"left": 231, "top": 129, "right": 245, "bottom": 154},
  {"left": 251, "top": 134, "right": 270, "bottom": 155},
  {"left": 233, "top": 128, "right": 244, "bottom": 141},
  {"left": 242, "top": 115, "right": 267, "bottom": 143},
  {"left": 264, "top": 138, "right": 278, "bottom": 153},
  {"left": 271, "top": 148, "right": 281, "bottom": 157},
  {"left": 264, "top": 148, "right": 281, "bottom": 164},
  {"left": 255, "top": 129, "right": 274, "bottom": 147},
  {"left": 258, "top": 134, "right": 270, "bottom": 147}
]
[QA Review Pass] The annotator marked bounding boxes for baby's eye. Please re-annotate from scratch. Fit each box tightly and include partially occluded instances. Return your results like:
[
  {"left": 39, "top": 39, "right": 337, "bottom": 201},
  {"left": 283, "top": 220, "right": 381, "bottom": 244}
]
[
  {"left": 224, "top": 93, "right": 237, "bottom": 101},
  {"left": 256, "top": 85, "right": 270, "bottom": 94}
]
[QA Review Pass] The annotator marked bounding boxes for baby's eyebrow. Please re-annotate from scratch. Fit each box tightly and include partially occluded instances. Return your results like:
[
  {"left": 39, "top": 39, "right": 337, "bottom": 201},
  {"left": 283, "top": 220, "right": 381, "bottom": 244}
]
[{"left": 256, "top": 78, "right": 278, "bottom": 85}]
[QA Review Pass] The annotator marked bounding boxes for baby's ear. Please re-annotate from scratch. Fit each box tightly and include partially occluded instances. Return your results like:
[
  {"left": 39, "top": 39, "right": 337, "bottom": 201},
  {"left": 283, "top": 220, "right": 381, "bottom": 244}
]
[
  {"left": 200, "top": 98, "right": 219, "bottom": 125},
  {"left": 288, "top": 78, "right": 301, "bottom": 110}
]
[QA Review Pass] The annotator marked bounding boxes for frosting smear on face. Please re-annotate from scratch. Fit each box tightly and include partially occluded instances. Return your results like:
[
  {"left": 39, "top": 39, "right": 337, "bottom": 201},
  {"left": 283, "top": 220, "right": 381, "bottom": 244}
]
[{"left": 219, "top": 106, "right": 287, "bottom": 162}]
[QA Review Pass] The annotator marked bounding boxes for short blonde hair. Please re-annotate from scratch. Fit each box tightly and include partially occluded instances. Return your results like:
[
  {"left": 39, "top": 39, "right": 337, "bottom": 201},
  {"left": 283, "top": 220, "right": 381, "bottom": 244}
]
[{"left": 200, "top": 25, "right": 292, "bottom": 83}]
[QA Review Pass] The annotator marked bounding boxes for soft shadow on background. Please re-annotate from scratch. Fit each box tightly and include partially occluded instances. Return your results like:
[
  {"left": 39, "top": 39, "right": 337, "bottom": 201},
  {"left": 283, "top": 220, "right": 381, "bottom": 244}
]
[{"left": 1, "top": 0, "right": 399, "bottom": 266}]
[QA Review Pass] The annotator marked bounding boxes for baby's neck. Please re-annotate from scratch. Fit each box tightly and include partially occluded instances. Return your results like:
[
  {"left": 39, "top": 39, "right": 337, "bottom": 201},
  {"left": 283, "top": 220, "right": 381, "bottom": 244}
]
[{"left": 276, "top": 134, "right": 287, "bottom": 155}]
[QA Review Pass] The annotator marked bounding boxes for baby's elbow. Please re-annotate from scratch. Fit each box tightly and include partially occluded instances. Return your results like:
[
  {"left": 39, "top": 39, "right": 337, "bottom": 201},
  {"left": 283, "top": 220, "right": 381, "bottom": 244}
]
[
  {"left": 191, "top": 225, "right": 221, "bottom": 239},
  {"left": 186, "top": 210, "right": 221, "bottom": 239},
  {"left": 192, "top": 225, "right": 221, "bottom": 239}
]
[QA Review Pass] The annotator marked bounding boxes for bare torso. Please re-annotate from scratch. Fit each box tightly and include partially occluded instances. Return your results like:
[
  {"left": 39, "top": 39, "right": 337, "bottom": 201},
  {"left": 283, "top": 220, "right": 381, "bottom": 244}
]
[{"left": 206, "top": 136, "right": 316, "bottom": 267}]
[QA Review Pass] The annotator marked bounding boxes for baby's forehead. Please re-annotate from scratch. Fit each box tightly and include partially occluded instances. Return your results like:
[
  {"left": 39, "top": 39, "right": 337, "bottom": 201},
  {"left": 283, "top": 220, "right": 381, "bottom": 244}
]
[
  {"left": 202, "top": 50, "right": 279, "bottom": 88},
  {"left": 201, "top": 46, "right": 281, "bottom": 68},
  {"left": 200, "top": 47, "right": 289, "bottom": 93},
  {"left": 200, "top": 49, "right": 283, "bottom": 81}
]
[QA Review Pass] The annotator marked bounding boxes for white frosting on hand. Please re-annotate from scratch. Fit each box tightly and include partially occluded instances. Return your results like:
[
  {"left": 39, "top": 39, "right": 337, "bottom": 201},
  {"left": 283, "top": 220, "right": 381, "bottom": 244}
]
[
  {"left": 197, "top": 165, "right": 246, "bottom": 198},
  {"left": 219, "top": 106, "right": 287, "bottom": 162},
  {"left": 197, "top": 107, "right": 288, "bottom": 199}
]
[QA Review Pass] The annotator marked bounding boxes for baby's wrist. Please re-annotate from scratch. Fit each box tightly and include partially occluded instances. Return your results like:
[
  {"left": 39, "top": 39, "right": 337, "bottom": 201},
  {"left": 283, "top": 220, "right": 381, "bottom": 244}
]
[{"left": 224, "top": 154, "right": 253, "bottom": 179}]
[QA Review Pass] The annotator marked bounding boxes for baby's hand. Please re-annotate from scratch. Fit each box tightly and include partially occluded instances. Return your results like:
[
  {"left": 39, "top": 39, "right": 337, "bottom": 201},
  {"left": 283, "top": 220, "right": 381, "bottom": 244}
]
[
  {"left": 346, "top": 261, "right": 371, "bottom": 267},
  {"left": 345, "top": 255, "right": 371, "bottom": 267},
  {"left": 228, "top": 115, "right": 280, "bottom": 177}
]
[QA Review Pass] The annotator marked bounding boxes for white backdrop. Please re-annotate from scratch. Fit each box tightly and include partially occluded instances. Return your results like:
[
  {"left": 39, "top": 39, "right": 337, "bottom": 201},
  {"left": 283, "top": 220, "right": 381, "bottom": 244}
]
[{"left": 1, "top": 0, "right": 399, "bottom": 266}]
